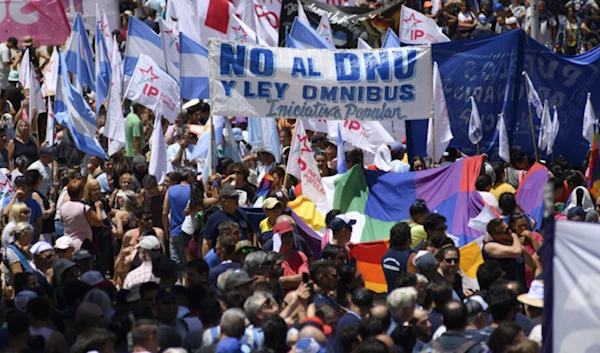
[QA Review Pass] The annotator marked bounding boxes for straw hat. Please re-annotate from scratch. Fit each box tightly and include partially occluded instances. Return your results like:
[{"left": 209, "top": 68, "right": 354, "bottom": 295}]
[{"left": 517, "top": 280, "right": 544, "bottom": 308}]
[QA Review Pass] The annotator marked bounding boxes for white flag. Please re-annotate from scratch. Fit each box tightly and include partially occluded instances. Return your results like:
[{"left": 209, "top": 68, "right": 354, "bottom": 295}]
[
  {"left": 0, "top": 168, "right": 14, "bottom": 208},
  {"left": 42, "top": 48, "right": 59, "bottom": 97},
  {"left": 297, "top": 0, "right": 309, "bottom": 25},
  {"left": 240, "top": 0, "right": 279, "bottom": 47},
  {"left": 497, "top": 113, "right": 510, "bottom": 163},
  {"left": 468, "top": 96, "right": 482, "bottom": 145},
  {"left": 547, "top": 106, "right": 560, "bottom": 155},
  {"left": 357, "top": 37, "right": 372, "bottom": 49},
  {"left": 102, "top": 11, "right": 114, "bottom": 59},
  {"left": 124, "top": 54, "right": 180, "bottom": 123},
  {"left": 427, "top": 61, "right": 453, "bottom": 161},
  {"left": 45, "top": 98, "right": 55, "bottom": 147},
  {"left": 522, "top": 72, "right": 543, "bottom": 119},
  {"left": 317, "top": 15, "right": 334, "bottom": 46},
  {"left": 303, "top": 119, "right": 329, "bottom": 133},
  {"left": 227, "top": 14, "right": 267, "bottom": 45},
  {"left": 27, "top": 59, "right": 46, "bottom": 121},
  {"left": 158, "top": 17, "right": 181, "bottom": 82},
  {"left": 583, "top": 92, "right": 596, "bottom": 145},
  {"left": 18, "top": 49, "right": 31, "bottom": 89},
  {"left": 286, "top": 119, "right": 328, "bottom": 211},
  {"left": 327, "top": 120, "right": 394, "bottom": 153},
  {"left": 538, "top": 100, "right": 552, "bottom": 151},
  {"left": 105, "top": 37, "right": 126, "bottom": 156},
  {"left": 149, "top": 116, "right": 167, "bottom": 185},
  {"left": 399, "top": 5, "right": 450, "bottom": 44}
]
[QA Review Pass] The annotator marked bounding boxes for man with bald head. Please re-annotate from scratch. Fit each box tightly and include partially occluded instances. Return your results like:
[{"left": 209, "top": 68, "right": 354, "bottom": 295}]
[
  {"left": 260, "top": 214, "right": 313, "bottom": 261},
  {"left": 411, "top": 307, "right": 432, "bottom": 351},
  {"left": 430, "top": 300, "right": 485, "bottom": 353}
]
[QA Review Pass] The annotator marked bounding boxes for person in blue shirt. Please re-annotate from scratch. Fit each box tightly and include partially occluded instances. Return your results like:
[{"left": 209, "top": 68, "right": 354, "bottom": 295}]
[
  {"left": 382, "top": 222, "right": 417, "bottom": 293},
  {"left": 2, "top": 175, "right": 42, "bottom": 237},
  {"left": 333, "top": 288, "right": 374, "bottom": 353}
]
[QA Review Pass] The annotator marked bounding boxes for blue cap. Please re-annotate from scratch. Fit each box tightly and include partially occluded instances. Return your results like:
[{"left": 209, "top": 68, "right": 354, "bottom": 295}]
[
  {"left": 295, "top": 338, "right": 326, "bottom": 353},
  {"left": 494, "top": 3, "right": 505, "bottom": 11},
  {"left": 328, "top": 214, "right": 356, "bottom": 233},
  {"left": 232, "top": 127, "right": 244, "bottom": 141},
  {"left": 216, "top": 337, "right": 242, "bottom": 353},
  {"left": 567, "top": 206, "right": 586, "bottom": 220}
]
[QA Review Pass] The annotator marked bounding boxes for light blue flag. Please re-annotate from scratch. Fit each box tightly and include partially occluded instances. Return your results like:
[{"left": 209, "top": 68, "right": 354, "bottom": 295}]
[
  {"left": 286, "top": 34, "right": 306, "bottom": 49},
  {"left": 382, "top": 28, "right": 401, "bottom": 48},
  {"left": 55, "top": 50, "right": 107, "bottom": 159},
  {"left": 188, "top": 116, "right": 225, "bottom": 161},
  {"left": 337, "top": 124, "right": 347, "bottom": 173},
  {"left": 180, "top": 33, "right": 210, "bottom": 100},
  {"left": 65, "top": 13, "right": 95, "bottom": 92},
  {"left": 123, "top": 16, "right": 166, "bottom": 83},
  {"left": 95, "top": 21, "right": 111, "bottom": 115},
  {"left": 289, "top": 17, "right": 334, "bottom": 49},
  {"left": 222, "top": 118, "right": 242, "bottom": 162},
  {"left": 248, "top": 117, "right": 281, "bottom": 163}
]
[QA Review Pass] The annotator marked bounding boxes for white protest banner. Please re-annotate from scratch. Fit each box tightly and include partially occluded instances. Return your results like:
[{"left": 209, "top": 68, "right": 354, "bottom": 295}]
[
  {"left": 124, "top": 54, "right": 180, "bottom": 123},
  {"left": 399, "top": 5, "right": 450, "bottom": 44},
  {"left": 209, "top": 39, "right": 433, "bottom": 121}
]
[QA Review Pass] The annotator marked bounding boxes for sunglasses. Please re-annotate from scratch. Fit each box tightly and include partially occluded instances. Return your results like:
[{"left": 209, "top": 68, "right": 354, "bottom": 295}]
[
  {"left": 21, "top": 210, "right": 31, "bottom": 214},
  {"left": 43, "top": 253, "right": 54, "bottom": 260},
  {"left": 240, "top": 247, "right": 257, "bottom": 255},
  {"left": 232, "top": 171, "right": 243, "bottom": 175},
  {"left": 142, "top": 217, "right": 153, "bottom": 221},
  {"left": 444, "top": 258, "right": 459, "bottom": 264}
]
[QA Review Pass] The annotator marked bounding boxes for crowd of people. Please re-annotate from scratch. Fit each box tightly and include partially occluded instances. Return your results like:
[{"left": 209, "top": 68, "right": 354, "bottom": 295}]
[{"left": 0, "top": 0, "right": 596, "bottom": 353}]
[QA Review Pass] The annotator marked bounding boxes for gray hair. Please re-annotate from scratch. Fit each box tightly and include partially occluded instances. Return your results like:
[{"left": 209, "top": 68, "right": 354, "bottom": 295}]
[
  {"left": 217, "top": 269, "right": 236, "bottom": 294},
  {"left": 244, "top": 291, "right": 276, "bottom": 325},
  {"left": 12, "top": 222, "right": 33, "bottom": 241},
  {"left": 245, "top": 251, "right": 267, "bottom": 276},
  {"left": 220, "top": 308, "right": 247, "bottom": 338},
  {"left": 416, "top": 273, "right": 429, "bottom": 286},
  {"left": 218, "top": 221, "right": 240, "bottom": 236},
  {"left": 387, "top": 287, "right": 417, "bottom": 319}
]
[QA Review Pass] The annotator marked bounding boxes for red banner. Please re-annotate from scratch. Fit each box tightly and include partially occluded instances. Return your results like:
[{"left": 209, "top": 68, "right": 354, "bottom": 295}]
[{"left": 1, "top": 0, "right": 71, "bottom": 46}]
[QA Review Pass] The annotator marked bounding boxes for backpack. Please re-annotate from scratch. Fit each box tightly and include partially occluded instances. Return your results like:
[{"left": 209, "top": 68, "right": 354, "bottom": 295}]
[{"left": 429, "top": 339, "right": 478, "bottom": 353}]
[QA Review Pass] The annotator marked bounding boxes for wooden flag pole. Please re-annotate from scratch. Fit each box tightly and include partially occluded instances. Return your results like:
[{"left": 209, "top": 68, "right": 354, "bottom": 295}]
[
  {"left": 476, "top": 129, "right": 480, "bottom": 155},
  {"left": 430, "top": 118, "right": 436, "bottom": 167},
  {"left": 210, "top": 113, "right": 215, "bottom": 177},
  {"left": 524, "top": 79, "right": 539, "bottom": 162}
]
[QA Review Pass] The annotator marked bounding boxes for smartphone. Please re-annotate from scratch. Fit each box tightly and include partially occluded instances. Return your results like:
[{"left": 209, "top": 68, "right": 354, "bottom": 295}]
[{"left": 302, "top": 272, "right": 309, "bottom": 283}]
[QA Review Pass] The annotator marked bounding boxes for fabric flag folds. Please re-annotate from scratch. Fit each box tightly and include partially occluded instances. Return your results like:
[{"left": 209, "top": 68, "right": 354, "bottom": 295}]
[
  {"left": 399, "top": 5, "right": 450, "bottom": 44},
  {"left": 427, "top": 61, "right": 453, "bottom": 162},
  {"left": 357, "top": 38, "right": 372, "bottom": 49},
  {"left": 522, "top": 71, "right": 543, "bottom": 119},
  {"left": 158, "top": 17, "right": 181, "bottom": 82},
  {"left": 179, "top": 33, "right": 210, "bottom": 100},
  {"left": 588, "top": 130, "right": 600, "bottom": 188},
  {"left": 583, "top": 92, "right": 596, "bottom": 145},
  {"left": 248, "top": 117, "right": 281, "bottom": 163},
  {"left": 95, "top": 13, "right": 112, "bottom": 115},
  {"left": 515, "top": 162, "right": 548, "bottom": 228},
  {"left": 468, "top": 96, "right": 482, "bottom": 145},
  {"left": 124, "top": 54, "right": 180, "bottom": 124},
  {"left": 45, "top": 99, "right": 55, "bottom": 147},
  {"left": 54, "top": 51, "right": 107, "bottom": 159},
  {"left": 538, "top": 100, "right": 551, "bottom": 151},
  {"left": 105, "top": 37, "right": 126, "bottom": 157},
  {"left": 65, "top": 13, "right": 95, "bottom": 92},
  {"left": 197, "top": 0, "right": 234, "bottom": 46},
  {"left": 382, "top": 28, "right": 401, "bottom": 48},
  {"left": 297, "top": 0, "right": 310, "bottom": 25},
  {"left": 317, "top": 15, "right": 334, "bottom": 46},
  {"left": 497, "top": 113, "right": 510, "bottom": 163},
  {"left": 223, "top": 118, "right": 242, "bottom": 162},
  {"left": 337, "top": 124, "right": 347, "bottom": 174},
  {"left": 123, "top": 16, "right": 167, "bottom": 84},
  {"left": 289, "top": 17, "right": 333, "bottom": 49},
  {"left": 149, "top": 116, "right": 167, "bottom": 184},
  {"left": 303, "top": 119, "right": 329, "bottom": 133},
  {"left": 41, "top": 48, "right": 59, "bottom": 97},
  {"left": 240, "top": 0, "right": 279, "bottom": 46},
  {"left": 287, "top": 119, "right": 328, "bottom": 212},
  {"left": 547, "top": 106, "right": 560, "bottom": 155}
]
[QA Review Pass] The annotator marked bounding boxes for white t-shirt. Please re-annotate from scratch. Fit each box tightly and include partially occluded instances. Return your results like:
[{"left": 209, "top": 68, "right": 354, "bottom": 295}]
[
  {"left": 0, "top": 43, "right": 10, "bottom": 90},
  {"left": 28, "top": 160, "right": 52, "bottom": 197}
]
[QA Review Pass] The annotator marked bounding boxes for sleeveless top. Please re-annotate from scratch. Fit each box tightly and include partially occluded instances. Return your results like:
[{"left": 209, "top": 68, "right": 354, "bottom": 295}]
[
  {"left": 482, "top": 240, "right": 526, "bottom": 287},
  {"left": 13, "top": 138, "right": 38, "bottom": 163},
  {"left": 381, "top": 248, "right": 411, "bottom": 292},
  {"left": 35, "top": 192, "right": 55, "bottom": 233},
  {"left": 143, "top": 187, "right": 166, "bottom": 229},
  {"left": 168, "top": 184, "right": 190, "bottom": 236}
]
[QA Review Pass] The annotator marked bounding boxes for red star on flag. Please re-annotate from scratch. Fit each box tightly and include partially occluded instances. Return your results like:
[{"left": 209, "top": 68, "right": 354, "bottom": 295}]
[
  {"left": 403, "top": 13, "right": 422, "bottom": 27},
  {"left": 139, "top": 66, "right": 159, "bottom": 82},
  {"left": 231, "top": 25, "right": 248, "bottom": 40},
  {"left": 297, "top": 134, "right": 312, "bottom": 155}
]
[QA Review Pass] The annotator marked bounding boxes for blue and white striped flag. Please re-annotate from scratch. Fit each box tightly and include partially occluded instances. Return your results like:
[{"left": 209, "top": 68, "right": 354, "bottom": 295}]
[
  {"left": 55, "top": 50, "right": 107, "bottom": 159},
  {"left": 123, "top": 16, "right": 166, "bottom": 86},
  {"left": 65, "top": 13, "right": 95, "bottom": 92},
  {"left": 382, "top": 28, "right": 401, "bottom": 48},
  {"left": 180, "top": 32, "right": 209, "bottom": 100},
  {"left": 95, "top": 14, "right": 112, "bottom": 114},
  {"left": 288, "top": 17, "right": 333, "bottom": 49},
  {"left": 337, "top": 124, "right": 347, "bottom": 174}
]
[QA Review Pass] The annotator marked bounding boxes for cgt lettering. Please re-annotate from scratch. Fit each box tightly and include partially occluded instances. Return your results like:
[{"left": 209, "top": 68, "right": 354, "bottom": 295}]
[{"left": 334, "top": 49, "right": 418, "bottom": 82}]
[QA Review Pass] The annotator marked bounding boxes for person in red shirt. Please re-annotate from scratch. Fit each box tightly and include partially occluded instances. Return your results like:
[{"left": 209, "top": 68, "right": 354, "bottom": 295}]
[{"left": 273, "top": 221, "right": 309, "bottom": 292}]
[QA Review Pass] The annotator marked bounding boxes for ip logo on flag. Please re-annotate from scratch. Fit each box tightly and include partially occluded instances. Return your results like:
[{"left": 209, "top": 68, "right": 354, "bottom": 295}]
[{"left": 399, "top": 5, "right": 450, "bottom": 44}]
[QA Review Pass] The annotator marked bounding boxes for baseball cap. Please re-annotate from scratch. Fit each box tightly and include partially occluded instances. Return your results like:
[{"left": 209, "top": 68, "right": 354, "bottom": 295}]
[
  {"left": 220, "top": 184, "right": 239, "bottom": 199},
  {"left": 137, "top": 236, "right": 161, "bottom": 251},
  {"left": 38, "top": 146, "right": 52, "bottom": 156},
  {"left": 517, "top": 280, "right": 544, "bottom": 308},
  {"left": 216, "top": 337, "right": 243, "bottom": 353},
  {"left": 14, "top": 290, "right": 38, "bottom": 312},
  {"left": 157, "top": 287, "right": 178, "bottom": 302},
  {"left": 494, "top": 3, "right": 505, "bottom": 11},
  {"left": 273, "top": 221, "right": 294, "bottom": 235},
  {"left": 8, "top": 70, "right": 18, "bottom": 82},
  {"left": 295, "top": 338, "right": 327, "bottom": 353},
  {"left": 54, "top": 236, "right": 74, "bottom": 250},
  {"left": 133, "top": 155, "right": 147, "bottom": 168},
  {"left": 478, "top": 14, "right": 488, "bottom": 24},
  {"left": 415, "top": 251, "right": 438, "bottom": 273},
  {"left": 30, "top": 241, "right": 53, "bottom": 255},
  {"left": 300, "top": 317, "right": 333, "bottom": 335},
  {"left": 52, "top": 259, "right": 78, "bottom": 286},
  {"left": 568, "top": 206, "right": 586, "bottom": 220},
  {"left": 465, "top": 295, "right": 489, "bottom": 316},
  {"left": 263, "top": 197, "right": 282, "bottom": 210},
  {"left": 73, "top": 249, "right": 93, "bottom": 262},
  {"left": 234, "top": 240, "right": 257, "bottom": 254},
  {"left": 506, "top": 16, "right": 518, "bottom": 25},
  {"left": 225, "top": 270, "right": 256, "bottom": 291},
  {"left": 389, "top": 142, "right": 406, "bottom": 154},
  {"left": 328, "top": 214, "right": 356, "bottom": 232},
  {"left": 80, "top": 270, "right": 105, "bottom": 287}
]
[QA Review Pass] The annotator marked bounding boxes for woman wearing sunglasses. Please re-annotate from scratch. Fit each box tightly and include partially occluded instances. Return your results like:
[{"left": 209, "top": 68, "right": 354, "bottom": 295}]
[{"left": 1, "top": 203, "right": 30, "bottom": 247}]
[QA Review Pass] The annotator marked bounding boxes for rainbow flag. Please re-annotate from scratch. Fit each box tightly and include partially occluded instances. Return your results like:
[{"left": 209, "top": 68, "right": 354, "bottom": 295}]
[
  {"left": 516, "top": 162, "right": 549, "bottom": 229},
  {"left": 587, "top": 131, "right": 600, "bottom": 190}
]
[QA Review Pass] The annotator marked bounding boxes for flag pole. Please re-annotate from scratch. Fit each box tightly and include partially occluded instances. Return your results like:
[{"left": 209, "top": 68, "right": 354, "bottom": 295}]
[
  {"left": 476, "top": 130, "right": 480, "bottom": 155},
  {"left": 210, "top": 113, "right": 215, "bottom": 177},
  {"left": 282, "top": 118, "right": 290, "bottom": 189},
  {"left": 524, "top": 79, "right": 539, "bottom": 162},
  {"left": 431, "top": 118, "right": 436, "bottom": 167}
]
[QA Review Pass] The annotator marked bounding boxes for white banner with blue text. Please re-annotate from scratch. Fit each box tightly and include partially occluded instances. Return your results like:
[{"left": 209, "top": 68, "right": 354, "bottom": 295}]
[{"left": 208, "top": 39, "right": 433, "bottom": 121}]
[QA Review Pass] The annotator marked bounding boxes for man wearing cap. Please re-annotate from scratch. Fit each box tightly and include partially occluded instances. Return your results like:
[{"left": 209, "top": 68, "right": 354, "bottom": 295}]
[
  {"left": 202, "top": 184, "right": 254, "bottom": 258},
  {"left": 6, "top": 71, "right": 23, "bottom": 114},
  {"left": 126, "top": 103, "right": 146, "bottom": 158},
  {"left": 273, "top": 221, "right": 308, "bottom": 291},
  {"left": 258, "top": 197, "right": 284, "bottom": 244},
  {"left": 54, "top": 236, "right": 74, "bottom": 260},
  {"left": 224, "top": 270, "right": 256, "bottom": 297},
  {"left": 52, "top": 258, "right": 79, "bottom": 310},
  {"left": 327, "top": 214, "right": 356, "bottom": 255},
  {"left": 123, "top": 236, "right": 162, "bottom": 290},
  {"left": 262, "top": 215, "right": 314, "bottom": 261},
  {"left": 29, "top": 241, "right": 54, "bottom": 296},
  {"left": 131, "top": 155, "right": 148, "bottom": 192},
  {"left": 27, "top": 146, "right": 53, "bottom": 197},
  {"left": 0, "top": 37, "right": 16, "bottom": 90},
  {"left": 72, "top": 249, "right": 94, "bottom": 275},
  {"left": 208, "top": 235, "right": 240, "bottom": 289},
  {"left": 156, "top": 287, "right": 189, "bottom": 340}
]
